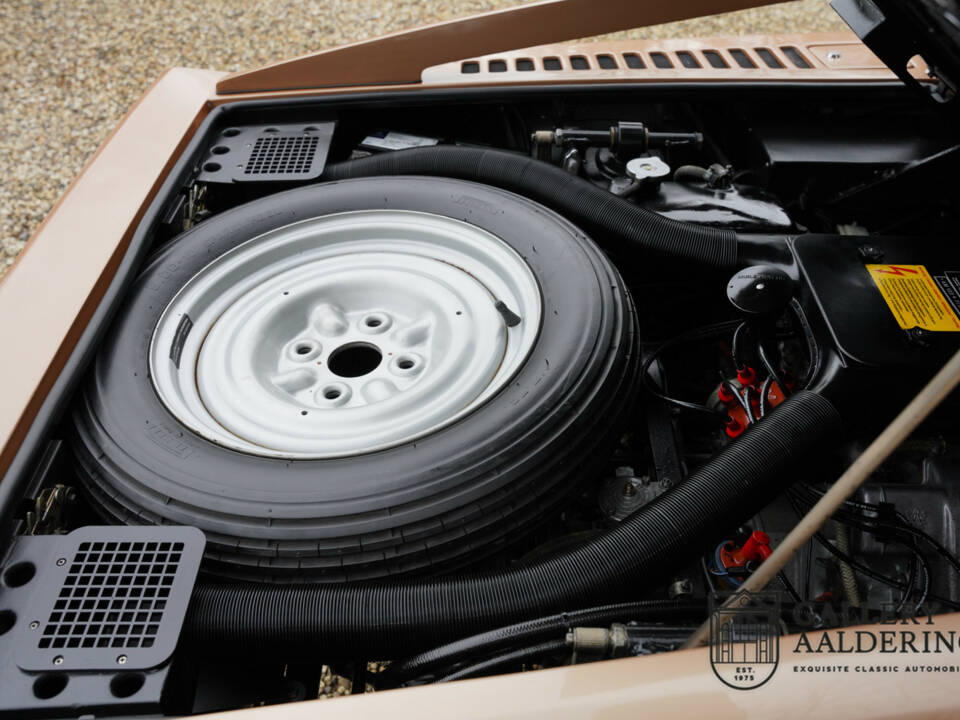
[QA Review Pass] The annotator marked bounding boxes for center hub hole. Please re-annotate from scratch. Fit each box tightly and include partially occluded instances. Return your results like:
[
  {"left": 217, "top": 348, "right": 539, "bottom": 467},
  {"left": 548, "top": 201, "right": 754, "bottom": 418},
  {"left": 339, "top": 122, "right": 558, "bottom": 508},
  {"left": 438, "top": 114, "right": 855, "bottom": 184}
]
[{"left": 327, "top": 343, "right": 382, "bottom": 378}]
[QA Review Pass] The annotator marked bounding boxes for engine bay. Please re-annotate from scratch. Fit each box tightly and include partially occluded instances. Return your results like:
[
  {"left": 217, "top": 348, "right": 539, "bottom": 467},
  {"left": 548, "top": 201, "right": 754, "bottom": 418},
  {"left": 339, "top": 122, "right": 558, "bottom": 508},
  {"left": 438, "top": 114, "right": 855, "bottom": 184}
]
[{"left": 2, "top": 82, "right": 960, "bottom": 716}]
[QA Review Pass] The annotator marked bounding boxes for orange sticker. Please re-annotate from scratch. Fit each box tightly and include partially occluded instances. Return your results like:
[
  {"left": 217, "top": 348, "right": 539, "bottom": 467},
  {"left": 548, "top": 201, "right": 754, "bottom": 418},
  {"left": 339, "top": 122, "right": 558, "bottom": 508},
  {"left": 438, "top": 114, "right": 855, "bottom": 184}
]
[{"left": 866, "top": 264, "right": 960, "bottom": 332}]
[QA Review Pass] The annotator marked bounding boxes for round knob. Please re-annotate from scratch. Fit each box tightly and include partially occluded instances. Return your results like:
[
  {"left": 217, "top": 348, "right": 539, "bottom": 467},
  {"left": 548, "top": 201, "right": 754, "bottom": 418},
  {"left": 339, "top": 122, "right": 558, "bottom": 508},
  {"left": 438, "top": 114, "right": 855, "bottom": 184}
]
[{"left": 726, "top": 265, "right": 794, "bottom": 319}]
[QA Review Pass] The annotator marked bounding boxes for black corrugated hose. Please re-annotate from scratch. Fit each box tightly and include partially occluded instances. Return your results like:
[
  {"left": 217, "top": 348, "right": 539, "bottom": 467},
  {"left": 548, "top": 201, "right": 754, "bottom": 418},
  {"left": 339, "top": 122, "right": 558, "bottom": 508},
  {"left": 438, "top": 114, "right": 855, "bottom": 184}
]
[
  {"left": 186, "top": 391, "right": 841, "bottom": 657},
  {"left": 321, "top": 146, "right": 738, "bottom": 268}
]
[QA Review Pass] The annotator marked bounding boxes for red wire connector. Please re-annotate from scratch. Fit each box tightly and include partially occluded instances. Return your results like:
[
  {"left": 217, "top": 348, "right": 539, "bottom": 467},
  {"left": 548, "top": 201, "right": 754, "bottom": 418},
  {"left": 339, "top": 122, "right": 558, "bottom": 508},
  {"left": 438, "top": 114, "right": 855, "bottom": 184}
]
[
  {"left": 722, "top": 378, "right": 787, "bottom": 442},
  {"left": 736, "top": 365, "right": 757, "bottom": 386},
  {"left": 718, "top": 530, "right": 772, "bottom": 572},
  {"left": 725, "top": 416, "right": 744, "bottom": 439},
  {"left": 740, "top": 530, "right": 773, "bottom": 562},
  {"left": 717, "top": 384, "right": 738, "bottom": 407}
]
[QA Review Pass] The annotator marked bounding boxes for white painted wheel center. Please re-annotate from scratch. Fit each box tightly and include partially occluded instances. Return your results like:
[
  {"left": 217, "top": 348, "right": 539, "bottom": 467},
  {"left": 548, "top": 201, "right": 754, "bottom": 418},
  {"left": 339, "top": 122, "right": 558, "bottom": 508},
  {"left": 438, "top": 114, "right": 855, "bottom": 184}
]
[{"left": 149, "top": 210, "right": 542, "bottom": 458}]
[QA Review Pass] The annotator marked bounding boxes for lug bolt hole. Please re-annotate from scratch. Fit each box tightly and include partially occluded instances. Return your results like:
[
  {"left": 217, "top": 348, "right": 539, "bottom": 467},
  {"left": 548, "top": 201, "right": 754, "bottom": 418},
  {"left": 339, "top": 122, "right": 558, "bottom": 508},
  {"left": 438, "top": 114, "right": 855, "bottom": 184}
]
[
  {"left": 391, "top": 354, "right": 424, "bottom": 376},
  {"left": 359, "top": 313, "right": 391, "bottom": 334},
  {"left": 288, "top": 340, "right": 321, "bottom": 362},
  {"left": 316, "top": 382, "right": 351, "bottom": 406}
]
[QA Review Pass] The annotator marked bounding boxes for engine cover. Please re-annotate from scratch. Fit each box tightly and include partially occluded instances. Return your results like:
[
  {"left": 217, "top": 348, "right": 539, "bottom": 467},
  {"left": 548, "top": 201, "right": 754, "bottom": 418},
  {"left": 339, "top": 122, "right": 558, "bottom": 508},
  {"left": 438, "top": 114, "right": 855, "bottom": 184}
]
[{"left": 791, "top": 233, "right": 960, "bottom": 418}]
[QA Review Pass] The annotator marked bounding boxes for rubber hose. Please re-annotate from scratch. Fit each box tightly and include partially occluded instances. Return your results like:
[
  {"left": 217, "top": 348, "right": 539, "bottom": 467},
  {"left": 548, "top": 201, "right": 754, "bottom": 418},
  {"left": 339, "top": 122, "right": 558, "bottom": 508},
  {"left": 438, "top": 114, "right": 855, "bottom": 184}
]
[
  {"left": 673, "top": 165, "right": 713, "bottom": 184},
  {"left": 437, "top": 638, "right": 570, "bottom": 683},
  {"left": 186, "top": 391, "right": 840, "bottom": 656},
  {"left": 387, "top": 600, "right": 704, "bottom": 685},
  {"left": 321, "top": 146, "right": 738, "bottom": 268}
]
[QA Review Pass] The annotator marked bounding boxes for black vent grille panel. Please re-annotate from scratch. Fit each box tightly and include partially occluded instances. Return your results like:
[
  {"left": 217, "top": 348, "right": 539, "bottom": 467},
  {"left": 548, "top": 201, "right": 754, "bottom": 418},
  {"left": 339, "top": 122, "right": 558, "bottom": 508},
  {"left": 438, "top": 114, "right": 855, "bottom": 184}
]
[
  {"left": 16, "top": 526, "right": 204, "bottom": 672},
  {"left": 197, "top": 122, "right": 334, "bottom": 184},
  {"left": 245, "top": 135, "right": 320, "bottom": 176},
  {"left": 39, "top": 540, "right": 183, "bottom": 651}
]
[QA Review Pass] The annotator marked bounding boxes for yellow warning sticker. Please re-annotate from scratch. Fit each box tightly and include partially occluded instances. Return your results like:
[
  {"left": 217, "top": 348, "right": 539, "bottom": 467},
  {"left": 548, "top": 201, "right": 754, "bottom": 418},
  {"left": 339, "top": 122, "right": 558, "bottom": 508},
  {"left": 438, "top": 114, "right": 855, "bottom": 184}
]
[{"left": 866, "top": 264, "right": 960, "bottom": 332}]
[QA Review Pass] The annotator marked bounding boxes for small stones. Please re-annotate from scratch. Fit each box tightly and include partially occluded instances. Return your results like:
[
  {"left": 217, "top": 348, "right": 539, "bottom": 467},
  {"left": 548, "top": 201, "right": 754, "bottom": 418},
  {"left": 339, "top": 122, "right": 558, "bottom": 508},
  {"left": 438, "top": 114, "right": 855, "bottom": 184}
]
[{"left": 0, "top": 1, "right": 842, "bottom": 279}]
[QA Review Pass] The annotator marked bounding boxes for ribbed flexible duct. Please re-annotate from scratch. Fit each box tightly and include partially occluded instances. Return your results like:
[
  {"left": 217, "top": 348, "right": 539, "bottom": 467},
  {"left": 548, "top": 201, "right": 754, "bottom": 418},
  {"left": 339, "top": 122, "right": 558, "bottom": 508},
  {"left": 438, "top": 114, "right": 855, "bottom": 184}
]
[
  {"left": 322, "top": 146, "right": 738, "bottom": 268},
  {"left": 187, "top": 391, "right": 840, "bottom": 656}
]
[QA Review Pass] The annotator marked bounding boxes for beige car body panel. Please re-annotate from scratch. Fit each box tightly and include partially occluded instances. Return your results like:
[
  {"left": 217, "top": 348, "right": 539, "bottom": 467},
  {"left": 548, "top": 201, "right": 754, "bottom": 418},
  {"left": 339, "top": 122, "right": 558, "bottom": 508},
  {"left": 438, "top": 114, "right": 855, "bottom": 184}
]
[
  {"left": 0, "top": 68, "right": 223, "bottom": 476},
  {"left": 214, "top": 0, "right": 784, "bottom": 92},
  {"left": 199, "top": 613, "right": 960, "bottom": 720},
  {"left": 0, "top": 1, "right": 952, "bottom": 716}
]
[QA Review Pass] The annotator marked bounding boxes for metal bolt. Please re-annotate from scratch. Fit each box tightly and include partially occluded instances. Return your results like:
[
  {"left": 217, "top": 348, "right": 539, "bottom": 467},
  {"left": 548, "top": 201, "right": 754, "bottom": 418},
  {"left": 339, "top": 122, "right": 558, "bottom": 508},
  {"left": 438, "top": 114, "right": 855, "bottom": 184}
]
[
  {"left": 53, "top": 656, "right": 63, "bottom": 666},
  {"left": 906, "top": 326, "right": 933, "bottom": 347},
  {"left": 117, "top": 655, "right": 127, "bottom": 665},
  {"left": 622, "top": 481, "right": 637, "bottom": 497},
  {"left": 668, "top": 578, "right": 694, "bottom": 599},
  {"left": 29, "top": 621, "right": 39, "bottom": 630},
  {"left": 827, "top": 51, "right": 842, "bottom": 61},
  {"left": 55, "top": 558, "right": 66, "bottom": 566}
]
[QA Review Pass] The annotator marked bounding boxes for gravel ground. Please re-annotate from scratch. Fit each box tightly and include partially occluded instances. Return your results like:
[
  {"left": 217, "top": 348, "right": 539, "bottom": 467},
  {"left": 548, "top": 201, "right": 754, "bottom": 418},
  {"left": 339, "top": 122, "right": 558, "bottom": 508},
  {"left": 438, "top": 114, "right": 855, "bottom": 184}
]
[{"left": 0, "top": 0, "right": 844, "bottom": 277}]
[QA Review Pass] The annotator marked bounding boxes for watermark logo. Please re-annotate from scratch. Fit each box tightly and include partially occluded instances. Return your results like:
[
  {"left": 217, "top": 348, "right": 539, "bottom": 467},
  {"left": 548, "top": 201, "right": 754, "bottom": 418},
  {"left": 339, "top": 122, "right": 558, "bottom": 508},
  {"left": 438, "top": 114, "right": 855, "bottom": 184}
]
[{"left": 709, "top": 589, "right": 781, "bottom": 690}]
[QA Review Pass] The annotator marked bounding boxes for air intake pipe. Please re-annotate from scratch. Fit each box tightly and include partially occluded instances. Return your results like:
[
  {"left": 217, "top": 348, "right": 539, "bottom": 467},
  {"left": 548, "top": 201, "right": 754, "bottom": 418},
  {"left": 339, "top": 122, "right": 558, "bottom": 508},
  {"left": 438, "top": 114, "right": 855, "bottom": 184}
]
[
  {"left": 186, "top": 391, "right": 841, "bottom": 656},
  {"left": 321, "top": 146, "right": 738, "bottom": 268}
]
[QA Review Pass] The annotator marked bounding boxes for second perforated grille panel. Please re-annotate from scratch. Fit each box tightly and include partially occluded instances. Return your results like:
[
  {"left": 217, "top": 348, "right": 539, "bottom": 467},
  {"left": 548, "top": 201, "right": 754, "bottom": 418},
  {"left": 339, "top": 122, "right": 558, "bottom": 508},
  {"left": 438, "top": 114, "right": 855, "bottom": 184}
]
[
  {"left": 16, "top": 526, "right": 204, "bottom": 672},
  {"left": 197, "top": 122, "right": 335, "bottom": 184},
  {"left": 245, "top": 135, "right": 319, "bottom": 176},
  {"left": 39, "top": 539, "right": 184, "bottom": 652}
]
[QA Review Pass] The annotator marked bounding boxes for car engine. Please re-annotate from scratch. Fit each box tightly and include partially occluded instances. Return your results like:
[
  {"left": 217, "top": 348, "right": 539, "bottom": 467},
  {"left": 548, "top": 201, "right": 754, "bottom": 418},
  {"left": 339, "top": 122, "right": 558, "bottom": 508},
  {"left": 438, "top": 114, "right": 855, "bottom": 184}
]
[{"left": 1, "top": 81, "right": 960, "bottom": 716}]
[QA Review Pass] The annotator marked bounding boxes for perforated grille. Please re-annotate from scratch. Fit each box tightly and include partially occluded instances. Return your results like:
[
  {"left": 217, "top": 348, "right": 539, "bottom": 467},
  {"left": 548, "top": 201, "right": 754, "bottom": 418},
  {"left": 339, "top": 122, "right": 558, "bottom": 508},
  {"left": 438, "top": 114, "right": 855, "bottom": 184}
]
[
  {"left": 453, "top": 47, "right": 813, "bottom": 76},
  {"left": 245, "top": 135, "right": 319, "bottom": 175},
  {"left": 39, "top": 540, "right": 183, "bottom": 651}
]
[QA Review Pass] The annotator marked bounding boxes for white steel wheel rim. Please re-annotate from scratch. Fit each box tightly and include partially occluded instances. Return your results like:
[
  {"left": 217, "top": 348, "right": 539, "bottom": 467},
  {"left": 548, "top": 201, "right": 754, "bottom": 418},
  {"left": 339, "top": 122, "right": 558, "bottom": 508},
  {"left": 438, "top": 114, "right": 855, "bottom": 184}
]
[{"left": 149, "top": 209, "right": 542, "bottom": 459}]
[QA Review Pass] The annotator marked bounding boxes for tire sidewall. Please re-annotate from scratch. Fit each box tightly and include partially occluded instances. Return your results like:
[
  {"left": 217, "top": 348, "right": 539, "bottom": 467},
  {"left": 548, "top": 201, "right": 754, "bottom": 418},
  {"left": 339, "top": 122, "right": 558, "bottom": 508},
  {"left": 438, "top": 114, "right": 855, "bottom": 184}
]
[{"left": 76, "top": 177, "right": 619, "bottom": 542}]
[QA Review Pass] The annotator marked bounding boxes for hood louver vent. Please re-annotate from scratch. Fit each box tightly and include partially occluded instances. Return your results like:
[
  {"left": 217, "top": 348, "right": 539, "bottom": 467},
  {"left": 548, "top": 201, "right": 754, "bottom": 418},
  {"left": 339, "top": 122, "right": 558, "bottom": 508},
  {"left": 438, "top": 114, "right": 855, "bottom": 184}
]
[{"left": 459, "top": 46, "right": 813, "bottom": 76}]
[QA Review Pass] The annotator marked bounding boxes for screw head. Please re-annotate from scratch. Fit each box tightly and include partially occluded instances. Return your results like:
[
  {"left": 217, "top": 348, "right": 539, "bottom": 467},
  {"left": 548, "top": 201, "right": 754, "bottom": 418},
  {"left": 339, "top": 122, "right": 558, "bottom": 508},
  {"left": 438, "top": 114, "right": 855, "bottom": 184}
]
[
  {"left": 29, "top": 621, "right": 39, "bottom": 630},
  {"left": 906, "top": 326, "right": 933, "bottom": 347},
  {"left": 55, "top": 558, "right": 66, "bottom": 566},
  {"left": 858, "top": 244, "right": 884, "bottom": 262},
  {"left": 53, "top": 655, "right": 64, "bottom": 665},
  {"left": 117, "top": 655, "right": 127, "bottom": 665},
  {"left": 828, "top": 51, "right": 842, "bottom": 61}
]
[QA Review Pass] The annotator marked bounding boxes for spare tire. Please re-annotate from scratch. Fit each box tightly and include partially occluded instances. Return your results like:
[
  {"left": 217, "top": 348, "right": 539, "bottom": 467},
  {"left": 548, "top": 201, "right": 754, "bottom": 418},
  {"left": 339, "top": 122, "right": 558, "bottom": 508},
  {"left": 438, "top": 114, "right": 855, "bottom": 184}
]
[{"left": 71, "top": 176, "right": 638, "bottom": 582}]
